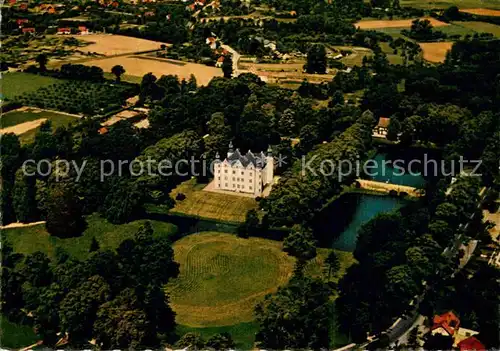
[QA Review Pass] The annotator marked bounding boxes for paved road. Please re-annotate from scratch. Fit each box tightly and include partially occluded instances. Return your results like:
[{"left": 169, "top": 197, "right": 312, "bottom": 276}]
[{"left": 220, "top": 44, "right": 241, "bottom": 75}]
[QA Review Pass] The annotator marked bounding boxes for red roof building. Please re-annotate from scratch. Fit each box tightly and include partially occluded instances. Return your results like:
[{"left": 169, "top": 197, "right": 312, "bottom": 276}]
[
  {"left": 22, "top": 27, "right": 35, "bottom": 33},
  {"left": 9, "top": 0, "right": 17, "bottom": 5},
  {"left": 57, "top": 27, "right": 71, "bottom": 34},
  {"left": 16, "top": 18, "right": 29, "bottom": 26},
  {"left": 457, "top": 336, "right": 486, "bottom": 351},
  {"left": 431, "top": 311, "right": 461, "bottom": 336},
  {"left": 98, "top": 127, "right": 108, "bottom": 135}
]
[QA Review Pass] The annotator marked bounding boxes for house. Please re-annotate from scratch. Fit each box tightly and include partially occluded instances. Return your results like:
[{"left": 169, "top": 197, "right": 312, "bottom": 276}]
[
  {"left": 206, "top": 37, "right": 217, "bottom": 50},
  {"left": 431, "top": 311, "right": 461, "bottom": 337},
  {"left": 144, "top": 11, "right": 155, "bottom": 17},
  {"left": 16, "top": 18, "right": 29, "bottom": 26},
  {"left": 57, "top": 27, "right": 71, "bottom": 35},
  {"left": 215, "top": 56, "right": 225, "bottom": 68},
  {"left": 9, "top": 0, "right": 17, "bottom": 5},
  {"left": 78, "top": 26, "right": 89, "bottom": 34},
  {"left": 373, "top": 117, "right": 391, "bottom": 137},
  {"left": 19, "top": 3, "right": 28, "bottom": 10},
  {"left": 457, "top": 336, "right": 486, "bottom": 351},
  {"left": 213, "top": 142, "right": 274, "bottom": 197},
  {"left": 22, "top": 27, "right": 35, "bottom": 34},
  {"left": 98, "top": 127, "right": 108, "bottom": 135}
]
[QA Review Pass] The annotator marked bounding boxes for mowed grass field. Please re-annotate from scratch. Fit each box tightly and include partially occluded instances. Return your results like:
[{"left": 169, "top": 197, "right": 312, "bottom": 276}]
[
  {"left": 167, "top": 232, "right": 295, "bottom": 327},
  {"left": 167, "top": 232, "right": 355, "bottom": 347},
  {"left": 0, "top": 108, "right": 80, "bottom": 143},
  {"left": 460, "top": 8, "right": 500, "bottom": 16},
  {"left": 66, "top": 34, "right": 168, "bottom": 56},
  {"left": 170, "top": 179, "right": 258, "bottom": 223},
  {"left": 3, "top": 214, "right": 177, "bottom": 260},
  {"left": 452, "top": 21, "right": 500, "bottom": 36},
  {"left": 1, "top": 72, "right": 63, "bottom": 100}
]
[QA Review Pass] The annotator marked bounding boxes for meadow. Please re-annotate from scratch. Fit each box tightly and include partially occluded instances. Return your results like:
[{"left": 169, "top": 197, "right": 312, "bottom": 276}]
[
  {"left": 169, "top": 179, "right": 258, "bottom": 223},
  {"left": 355, "top": 17, "right": 448, "bottom": 29},
  {"left": 452, "top": 21, "right": 500, "bottom": 36},
  {"left": 1, "top": 72, "right": 63, "bottom": 100},
  {"left": 400, "top": 0, "right": 500, "bottom": 9},
  {"left": 0, "top": 315, "right": 38, "bottom": 349},
  {"left": 2, "top": 214, "right": 177, "bottom": 260},
  {"left": 0, "top": 108, "right": 80, "bottom": 144}
]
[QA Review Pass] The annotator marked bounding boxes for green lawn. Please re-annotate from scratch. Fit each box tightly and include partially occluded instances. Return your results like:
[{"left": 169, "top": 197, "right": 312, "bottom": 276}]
[
  {"left": 177, "top": 322, "right": 259, "bottom": 350},
  {"left": 0, "top": 315, "right": 38, "bottom": 349},
  {"left": 0, "top": 108, "right": 80, "bottom": 144},
  {"left": 3, "top": 214, "right": 178, "bottom": 260},
  {"left": 400, "top": 0, "right": 500, "bottom": 9},
  {"left": 1, "top": 72, "right": 64, "bottom": 100},
  {"left": 452, "top": 21, "right": 500, "bottom": 36},
  {"left": 437, "top": 23, "right": 478, "bottom": 37}
]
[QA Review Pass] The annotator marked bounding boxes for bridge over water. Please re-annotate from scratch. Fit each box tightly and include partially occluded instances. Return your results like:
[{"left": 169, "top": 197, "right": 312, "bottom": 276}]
[{"left": 355, "top": 179, "right": 423, "bottom": 197}]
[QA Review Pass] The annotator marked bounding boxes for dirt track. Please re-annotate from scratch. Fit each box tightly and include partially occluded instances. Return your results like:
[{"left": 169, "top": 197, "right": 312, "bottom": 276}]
[{"left": 0, "top": 118, "right": 47, "bottom": 135}]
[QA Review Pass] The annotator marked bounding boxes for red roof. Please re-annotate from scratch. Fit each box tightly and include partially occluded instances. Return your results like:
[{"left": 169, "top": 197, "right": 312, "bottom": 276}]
[
  {"left": 78, "top": 26, "right": 87, "bottom": 31},
  {"left": 377, "top": 117, "right": 391, "bottom": 128},
  {"left": 22, "top": 27, "right": 35, "bottom": 33},
  {"left": 16, "top": 18, "right": 29, "bottom": 25},
  {"left": 9, "top": 0, "right": 16, "bottom": 4},
  {"left": 457, "top": 337, "right": 485, "bottom": 351},
  {"left": 58, "top": 27, "right": 71, "bottom": 32},
  {"left": 98, "top": 127, "right": 108, "bottom": 135},
  {"left": 432, "top": 311, "right": 460, "bottom": 336}
]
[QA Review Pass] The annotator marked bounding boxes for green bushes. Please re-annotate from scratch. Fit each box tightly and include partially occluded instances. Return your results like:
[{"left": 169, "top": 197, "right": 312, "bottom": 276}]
[{"left": 13, "top": 81, "right": 137, "bottom": 115}]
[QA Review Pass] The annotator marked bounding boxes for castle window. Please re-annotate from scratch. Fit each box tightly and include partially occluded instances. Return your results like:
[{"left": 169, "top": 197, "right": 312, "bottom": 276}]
[
  {"left": 225, "top": 183, "right": 228, "bottom": 187},
  {"left": 217, "top": 169, "right": 220, "bottom": 173},
  {"left": 237, "top": 184, "right": 240, "bottom": 188},
  {"left": 250, "top": 172, "right": 252, "bottom": 176},
  {"left": 233, "top": 170, "right": 236, "bottom": 174},
  {"left": 224, "top": 170, "right": 228, "bottom": 173},
  {"left": 232, "top": 177, "right": 235, "bottom": 181},
  {"left": 233, "top": 184, "right": 235, "bottom": 188},
  {"left": 241, "top": 171, "right": 244, "bottom": 175},
  {"left": 249, "top": 179, "right": 251, "bottom": 183},
  {"left": 249, "top": 186, "right": 252, "bottom": 190},
  {"left": 225, "top": 176, "right": 227, "bottom": 180},
  {"left": 242, "top": 185, "right": 245, "bottom": 189}
]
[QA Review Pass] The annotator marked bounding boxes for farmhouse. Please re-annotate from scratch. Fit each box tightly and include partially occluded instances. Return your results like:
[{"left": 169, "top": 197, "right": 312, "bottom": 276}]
[
  {"left": 214, "top": 142, "right": 274, "bottom": 197},
  {"left": 206, "top": 37, "right": 217, "bottom": 50},
  {"left": 373, "top": 117, "right": 390, "bottom": 137},
  {"left": 57, "top": 27, "right": 71, "bottom": 35},
  {"left": 215, "top": 56, "right": 225, "bottom": 68},
  {"left": 431, "top": 311, "right": 460, "bottom": 337},
  {"left": 78, "top": 26, "right": 89, "bottom": 35},
  {"left": 22, "top": 27, "right": 35, "bottom": 34}
]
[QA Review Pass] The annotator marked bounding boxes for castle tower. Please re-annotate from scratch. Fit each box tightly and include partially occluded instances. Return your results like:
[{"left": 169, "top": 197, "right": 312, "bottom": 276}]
[
  {"left": 265, "top": 145, "right": 274, "bottom": 185},
  {"left": 227, "top": 141, "right": 234, "bottom": 158}
]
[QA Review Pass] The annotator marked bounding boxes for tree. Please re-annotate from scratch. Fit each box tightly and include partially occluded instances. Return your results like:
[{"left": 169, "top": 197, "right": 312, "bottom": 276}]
[
  {"left": 177, "top": 332, "right": 205, "bottom": 350},
  {"left": 111, "top": 65, "right": 126, "bottom": 83},
  {"left": 12, "top": 168, "right": 39, "bottom": 223},
  {"left": 387, "top": 118, "right": 401, "bottom": 141},
  {"left": 237, "top": 209, "right": 259, "bottom": 238},
  {"left": 255, "top": 276, "right": 332, "bottom": 349},
  {"left": 45, "top": 183, "right": 87, "bottom": 238},
  {"left": 423, "top": 334, "right": 453, "bottom": 350},
  {"left": 103, "top": 179, "right": 144, "bottom": 224},
  {"left": 89, "top": 237, "right": 100, "bottom": 252},
  {"left": 222, "top": 55, "right": 233, "bottom": 78},
  {"left": 283, "top": 225, "right": 317, "bottom": 261},
  {"left": 305, "top": 44, "right": 327, "bottom": 74},
  {"left": 407, "top": 327, "right": 420, "bottom": 350},
  {"left": 36, "top": 53, "right": 48, "bottom": 72},
  {"left": 325, "top": 250, "right": 340, "bottom": 278},
  {"left": 206, "top": 332, "right": 235, "bottom": 350}
]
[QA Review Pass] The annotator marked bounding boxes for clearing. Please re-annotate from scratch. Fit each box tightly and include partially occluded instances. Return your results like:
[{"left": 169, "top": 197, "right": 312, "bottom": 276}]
[
  {"left": 460, "top": 8, "right": 500, "bottom": 16},
  {"left": 169, "top": 179, "right": 258, "bottom": 223},
  {"left": 452, "top": 21, "right": 500, "bottom": 36},
  {"left": 83, "top": 55, "right": 222, "bottom": 86},
  {"left": 0, "top": 108, "right": 80, "bottom": 143},
  {"left": 419, "top": 42, "right": 454, "bottom": 62},
  {"left": 2, "top": 214, "right": 177, "bottom": 260},
  {"left": 1, "top": 72, "right": 63, "bottom": 100},
  {"left": 67, "top": 34, "right": 168, "bottom": 56},
  {"left": 0, "top": 315, "right": 38, "bottom": 349},
  {"left": 167, "top": 232, "right": 295, "bottom": 327},
  {"left": 355, "top": 17, "right": 449, "bottom": 29}
]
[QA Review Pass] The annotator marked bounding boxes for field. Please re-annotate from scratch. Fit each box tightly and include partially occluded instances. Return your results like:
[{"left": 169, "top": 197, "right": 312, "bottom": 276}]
[
  {"left": 83, "top": 55, "right": 223, "bottom": 86},
  {"left": 452, "top": 21, "right": 500, "bottom": 36},
  {"left": 67, "top": 34, "right": 168, "bottom": 56},
  {"left": 2, "top": 214, "right": 177, "bottom": 260},
  {"left": 460, "top": 8, "right": 500, "bottom": 16},
  {"left": 170, "top": 179, "right": 258, "bottom": 223},
  {"left": 1, "top": 72, "right": 64, "bottom": 100},
  {"left": 419, "top": 42, "right": 454, "bottom": 62},
  {"left": 167, "top": 232, "right": 295, "bottom": 327},
  {"left": 13, "top": 81, "right": 136, "bottom": 115},
  {"left": 0, "top": 315, "right": 38, "bottom": 349},
  {"left": 400, "top": 0, "right": 500, "bottom": 9},
  {"left": 0, "top": 108, "right": 80, "bottom": 143},
  {"left": 355, "top": 17, "right": 449, "bottom": 29}
]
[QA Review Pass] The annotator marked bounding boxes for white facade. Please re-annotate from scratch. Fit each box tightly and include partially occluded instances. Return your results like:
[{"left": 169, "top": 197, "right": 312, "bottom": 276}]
[{"left": 213, "top": 143, "right": 273, "bottom": 197}]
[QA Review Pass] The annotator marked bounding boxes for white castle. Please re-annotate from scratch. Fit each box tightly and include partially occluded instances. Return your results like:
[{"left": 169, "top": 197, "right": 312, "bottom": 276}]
[{"left": 214, "top": 142, "right": 274, "bottom": 197}]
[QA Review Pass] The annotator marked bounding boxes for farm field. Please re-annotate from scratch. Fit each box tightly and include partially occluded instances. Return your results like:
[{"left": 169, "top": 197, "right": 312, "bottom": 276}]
[
  {"left": 401, "top": 0, "right": 500, "bottom": 9},
  {"left": 67, "top": 34, "right": 168, "bottom": 56},
  {"left": 167, "top": 232, "right": 295, "bottom": 327},
  {"left": 460, "top": 8, "right": 500, "bottom": 16},
  {"left": 83, "top": 55, "right": 223, "bottom": 86},
  {"left": 0, "top": 315, "right": 38, "bottom": 349},
  {"left": 452, "top": 21, "right": 500, "bottom": 36},
  {"left": 2, "top": 214, "right": 177, "bottom": 260},
  {"left": 1, "top": 72, "right": 64, "bottom": 100},
  {"left": 0, "top": 108, "right": 80, "bottom": 143},
  {"left": 169, "top": 179, "right": 258, "bottom": 223},
  {"left": 355, "top": 17, "right": 449, "bottom": 29},
  {"left": 419, "top": 42, "right": 454, "bottom": 62}
]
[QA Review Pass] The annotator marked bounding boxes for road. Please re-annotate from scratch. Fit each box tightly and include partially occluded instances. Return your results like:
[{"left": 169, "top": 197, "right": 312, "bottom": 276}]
[{"left": 220, "top": 44, "right": 242, "bottom": 75}]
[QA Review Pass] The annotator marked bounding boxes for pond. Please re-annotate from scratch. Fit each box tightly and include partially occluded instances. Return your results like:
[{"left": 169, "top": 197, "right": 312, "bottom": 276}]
[
  {"left": 313, "top": 193, "right": 408, "bottom": 252},
  {"left": 367, "top": 153, "right": 427, "bottom": 188}
]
